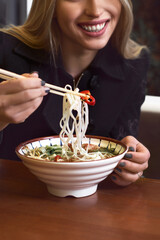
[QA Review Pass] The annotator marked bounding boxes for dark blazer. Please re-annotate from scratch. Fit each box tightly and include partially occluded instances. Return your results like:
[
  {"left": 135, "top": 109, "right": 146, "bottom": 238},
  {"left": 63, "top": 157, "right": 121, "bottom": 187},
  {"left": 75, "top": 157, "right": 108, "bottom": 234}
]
[{"left": 0, "top": 32, "right": 149, "bottom": 160}]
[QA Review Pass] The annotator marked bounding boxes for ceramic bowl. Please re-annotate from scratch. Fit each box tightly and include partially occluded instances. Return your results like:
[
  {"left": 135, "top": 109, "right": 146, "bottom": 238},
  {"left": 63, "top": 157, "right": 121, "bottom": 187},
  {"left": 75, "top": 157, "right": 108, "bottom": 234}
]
[{"left": 16, "top": 135, "right": 127, "bottom": 198}]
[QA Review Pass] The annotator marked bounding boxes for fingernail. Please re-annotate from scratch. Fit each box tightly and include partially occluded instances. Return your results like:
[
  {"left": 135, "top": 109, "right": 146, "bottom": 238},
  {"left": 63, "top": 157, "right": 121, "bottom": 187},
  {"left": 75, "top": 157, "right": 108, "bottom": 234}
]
[
  {"left": 115, "top": 167, "right": 122, "bottom": 173},
  {"left": 30, "top": 71, "right": 39, "bottom": 77},
  {"left": 124, "top": 153, "right": 132, "bottom": 159},
  {"left": 129, "top": 146, "right": 135, "bottom": 152},
  {"left": 41, "top": 80, "right": 46, "bottom": 86},
  {"left": 111, "top": 176, "right": 117, "bottom": 181},
  {"left": 45, "top": 88, "right": 50, "bottom": 93},
  {"left": 31, "top": 71, "right": 39, "bottom": 74},
  {"left": 119, "top": 162, "right": 126, "bottom": 167}
]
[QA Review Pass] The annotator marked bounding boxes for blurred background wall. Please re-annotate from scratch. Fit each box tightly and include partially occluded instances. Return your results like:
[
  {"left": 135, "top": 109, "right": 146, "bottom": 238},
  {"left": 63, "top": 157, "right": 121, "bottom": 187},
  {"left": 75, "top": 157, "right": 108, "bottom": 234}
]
[
  {"left": 0, "top": 0, "right": 27, "bottom": 27},
  {"left": 132, "top": 0, "right": 160, "bottom": 97}
]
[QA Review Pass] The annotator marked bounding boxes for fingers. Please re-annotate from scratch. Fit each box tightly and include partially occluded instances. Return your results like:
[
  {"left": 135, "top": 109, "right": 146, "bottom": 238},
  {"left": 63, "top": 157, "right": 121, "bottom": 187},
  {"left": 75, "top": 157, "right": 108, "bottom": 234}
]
[
  {"left": 110, "top": 170, "right": 142, "bottom": 187},
  {"left": 23, "top": 72, "right": 39, "bottom": 78},
  {"left": 110, "top": 159, "right": 145, "bottom": 186},
  {"left": 121, "top": 136, "right": 150, "bottom": 164},
  {"left": 6, "top": 97, "right": 44, "bottom": 123},
  {"left": 0, "top": 75, "right": 43, "bottom": 94},
  {"left": 111, "top": 158, "right": 147, "bottom": 185},
  {"left": 117, "top": 147, "right": 149, "bottom": 174},
  {"left": 0, "top": 95, "right": 44, "bottom": 123},
  {"left": 0, "top": 72, "right": 49, "bottom": 124},
  {"left": 0, "top": 85, "right": 48, "bottom": 119},
  {"left": 119, "top": 160, "right": 148, "bottom": 174},
  {"left": 2, "top": 87, "right": 47, "bottom": 105},
  {"left": 110, "top": 136, "right": 150, "bottom": 186},
  {"left": 134, "top": 142, "right": 150, "bottom": 163}
]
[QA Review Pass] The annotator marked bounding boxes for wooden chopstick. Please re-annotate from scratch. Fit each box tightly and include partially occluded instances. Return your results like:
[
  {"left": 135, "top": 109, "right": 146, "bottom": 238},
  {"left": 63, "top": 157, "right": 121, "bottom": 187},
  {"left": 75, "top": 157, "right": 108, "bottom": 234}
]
[
  {"left": 44, "top": 82, "right": 86, "bottom": 97},
  {"left": 0, "top": 68, "right": 86, "bottom": 98},
  {"left": 0, "top": 73, "right": 15, "bottom": 81},
  {"left": 0, "top": 73, "right": 65, "bottom": 97},
  {"left": 0, "top": 71, "right": 65, "bottom": 97}
]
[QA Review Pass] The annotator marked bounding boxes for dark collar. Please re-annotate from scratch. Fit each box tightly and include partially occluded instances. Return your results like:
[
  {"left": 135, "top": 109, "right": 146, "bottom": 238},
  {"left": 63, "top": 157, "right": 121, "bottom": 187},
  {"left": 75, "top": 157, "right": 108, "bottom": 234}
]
[{"left": 14, "top": 40, "right": 126, "bottom": 81}]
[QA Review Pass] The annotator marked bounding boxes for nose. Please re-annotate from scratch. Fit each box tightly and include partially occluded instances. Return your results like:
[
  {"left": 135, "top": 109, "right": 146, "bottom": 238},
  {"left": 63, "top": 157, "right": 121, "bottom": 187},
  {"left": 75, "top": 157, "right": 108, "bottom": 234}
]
[{"left": 84, "top": 0, "right": 102, "bottom": 18}]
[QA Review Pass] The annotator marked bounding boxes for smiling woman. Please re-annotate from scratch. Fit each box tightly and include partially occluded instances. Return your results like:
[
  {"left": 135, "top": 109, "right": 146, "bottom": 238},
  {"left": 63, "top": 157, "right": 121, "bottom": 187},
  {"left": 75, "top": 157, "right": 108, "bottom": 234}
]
[
  {"left": 0, "top": 0, "right": 150, "bottom": 187},
  {"left": 1, "top": 0, "right": 145, "bottom": 59},
  {"left": 55, "top": 0, "right": 122, "bottom": 63}
]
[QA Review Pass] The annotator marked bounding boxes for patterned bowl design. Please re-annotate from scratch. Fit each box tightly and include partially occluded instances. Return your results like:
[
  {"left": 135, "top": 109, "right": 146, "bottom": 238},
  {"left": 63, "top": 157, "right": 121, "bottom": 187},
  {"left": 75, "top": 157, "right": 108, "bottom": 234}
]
[{"left": 16, "top": 135, "right": 128, "bottom": 198}]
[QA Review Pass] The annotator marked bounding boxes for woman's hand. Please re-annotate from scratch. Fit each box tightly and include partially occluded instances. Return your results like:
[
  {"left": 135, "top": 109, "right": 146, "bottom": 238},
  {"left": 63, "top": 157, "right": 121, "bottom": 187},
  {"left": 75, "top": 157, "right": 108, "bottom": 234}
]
[
  {"left": 0, "top": 72, "right": 49, "bottom": 131},
  {"left": 110, "top": 136, "right": 150, "bottom": 186}
]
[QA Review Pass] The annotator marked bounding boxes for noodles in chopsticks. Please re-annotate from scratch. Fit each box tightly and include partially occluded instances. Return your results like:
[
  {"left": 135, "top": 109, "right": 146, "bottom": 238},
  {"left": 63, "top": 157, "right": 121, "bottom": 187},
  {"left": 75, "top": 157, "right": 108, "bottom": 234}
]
[
  {"left": 23, "top": 85, "right": 117, "bottom": 161},
  {"left": 59, "top": 85, "right": 89, "bottom": 160}
]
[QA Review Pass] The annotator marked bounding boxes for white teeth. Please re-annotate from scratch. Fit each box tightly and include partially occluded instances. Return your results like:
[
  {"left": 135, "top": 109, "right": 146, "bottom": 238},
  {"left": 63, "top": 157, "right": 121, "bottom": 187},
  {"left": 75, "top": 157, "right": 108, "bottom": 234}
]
[{"left": 81, "top": 23, "right": 106, "bottom": 32}]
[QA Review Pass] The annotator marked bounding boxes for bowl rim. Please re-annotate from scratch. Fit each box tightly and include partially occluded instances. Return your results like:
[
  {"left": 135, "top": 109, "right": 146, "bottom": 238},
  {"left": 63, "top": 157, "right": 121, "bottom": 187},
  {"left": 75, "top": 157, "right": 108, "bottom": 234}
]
[{"left": 15, "top": 135, "right": 128, "bottom": 164}]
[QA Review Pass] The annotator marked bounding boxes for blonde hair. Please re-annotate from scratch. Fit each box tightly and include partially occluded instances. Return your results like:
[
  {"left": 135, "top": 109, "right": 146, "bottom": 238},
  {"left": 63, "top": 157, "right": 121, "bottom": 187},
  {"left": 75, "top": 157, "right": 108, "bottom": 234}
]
[
  {"left": 112, "top": 0, "right": 147, "bottom": 58},
  {"left": 1, "top": 0, "right": 147, "bottom": 59}
]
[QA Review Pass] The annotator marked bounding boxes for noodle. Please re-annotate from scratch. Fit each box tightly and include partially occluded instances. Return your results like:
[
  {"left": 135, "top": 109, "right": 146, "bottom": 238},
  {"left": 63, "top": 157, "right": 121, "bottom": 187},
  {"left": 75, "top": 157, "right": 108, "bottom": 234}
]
[
  {"left": 59, "top": 85, "right": 89, "bottom": 160},
  {"left": 59, "top": 85, "right": 113, "bottom": 161},
  {"left": 23, "top": 85, "right": 117, "bottom": 161}
]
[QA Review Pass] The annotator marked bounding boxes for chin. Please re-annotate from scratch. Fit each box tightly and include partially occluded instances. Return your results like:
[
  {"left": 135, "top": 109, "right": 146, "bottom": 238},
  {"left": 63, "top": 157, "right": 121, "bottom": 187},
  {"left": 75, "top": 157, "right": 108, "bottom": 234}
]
[
  {"left": 84, "top": 42, "right": 109, "bottom": 51},
  {"left": 81, "top": 37, "right": 110, "bottom": 51}
]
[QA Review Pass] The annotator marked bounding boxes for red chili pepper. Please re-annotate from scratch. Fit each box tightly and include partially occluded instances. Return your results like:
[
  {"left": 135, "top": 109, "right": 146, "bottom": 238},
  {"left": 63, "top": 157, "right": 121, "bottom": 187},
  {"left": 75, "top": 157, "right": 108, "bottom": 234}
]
[
  {"left": 80, "top": 90, "right": 96, "bottom": 106},
  {"left": 54, "top": 155, "right": 61, "bottom": 162}
]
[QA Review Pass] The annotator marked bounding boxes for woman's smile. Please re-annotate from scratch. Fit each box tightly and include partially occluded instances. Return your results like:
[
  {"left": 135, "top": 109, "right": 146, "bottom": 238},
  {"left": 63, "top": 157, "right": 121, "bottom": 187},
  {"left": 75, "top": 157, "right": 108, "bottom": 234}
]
[
  {"left": 55, "top": 0, "right": 121, "bottom": 51},
  {"left": 78, "top": 19, "right": 110, "bottom": 37}
]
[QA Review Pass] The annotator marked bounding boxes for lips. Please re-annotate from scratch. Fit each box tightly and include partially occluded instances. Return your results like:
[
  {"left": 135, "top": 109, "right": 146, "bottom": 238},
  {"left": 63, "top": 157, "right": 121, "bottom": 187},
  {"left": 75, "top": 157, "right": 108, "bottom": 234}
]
[{"left": 78, "top": 19, "right": 110, "bottom": 33}]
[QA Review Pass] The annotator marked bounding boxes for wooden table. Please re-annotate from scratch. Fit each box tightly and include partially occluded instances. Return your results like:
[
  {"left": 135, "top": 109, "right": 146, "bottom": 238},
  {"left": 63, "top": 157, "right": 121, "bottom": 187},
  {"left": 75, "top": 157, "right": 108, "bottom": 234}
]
[{"left": 0, "top": 159, "right": 160, "bottom": 240}]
